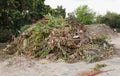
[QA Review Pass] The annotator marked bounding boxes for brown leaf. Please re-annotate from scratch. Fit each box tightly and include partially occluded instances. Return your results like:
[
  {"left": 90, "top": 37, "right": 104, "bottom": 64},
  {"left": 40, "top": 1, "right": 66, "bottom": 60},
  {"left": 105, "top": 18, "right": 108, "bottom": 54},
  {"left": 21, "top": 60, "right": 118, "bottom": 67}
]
[{"left": 76, "top": 69, "right": 106, "bottom": 76}]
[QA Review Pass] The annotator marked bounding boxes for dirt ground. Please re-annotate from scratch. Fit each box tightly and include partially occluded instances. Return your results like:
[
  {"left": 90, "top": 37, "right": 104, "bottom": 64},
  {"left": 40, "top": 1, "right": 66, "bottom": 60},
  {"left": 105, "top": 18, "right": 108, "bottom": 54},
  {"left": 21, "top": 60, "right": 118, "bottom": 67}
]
[
  {"left": 0, "top": 34, "right": 120, "bottom": 76},
  {"left": 0, "top": 56, "right": 120, "bottom": 76}
]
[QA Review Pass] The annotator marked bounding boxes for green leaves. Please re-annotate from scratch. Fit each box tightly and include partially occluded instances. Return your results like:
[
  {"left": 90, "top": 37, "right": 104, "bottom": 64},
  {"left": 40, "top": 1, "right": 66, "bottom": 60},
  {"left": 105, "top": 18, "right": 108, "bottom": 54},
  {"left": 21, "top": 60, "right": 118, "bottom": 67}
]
[
  {"left": 0, "top": 0, "right": 51, "bottom": 37},
  {"left": 96, "top": 12, "right": 120, "bottom": 30},
  {"left": 67, "top": 5, "right": 95, "bottom": 25},
  {"left": 75, "top": 5, "right": 95, "bottom": 24},
  {"left": 55, "top": 6, "right": 66, "bottom": 18},
  {"left": 45, "top": 14, "right": 64, "bottom": 28}
]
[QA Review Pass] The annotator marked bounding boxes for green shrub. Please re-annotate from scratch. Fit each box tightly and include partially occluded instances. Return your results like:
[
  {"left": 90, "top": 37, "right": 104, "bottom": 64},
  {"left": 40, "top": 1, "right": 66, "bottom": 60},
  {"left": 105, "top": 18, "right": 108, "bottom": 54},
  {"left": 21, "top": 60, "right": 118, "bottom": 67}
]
[
  {"left": 67, "top": 5, "right": 95, "bottom": 24},
  {"left": 96, "top": 12, "right": 120, "bottom": 30}
]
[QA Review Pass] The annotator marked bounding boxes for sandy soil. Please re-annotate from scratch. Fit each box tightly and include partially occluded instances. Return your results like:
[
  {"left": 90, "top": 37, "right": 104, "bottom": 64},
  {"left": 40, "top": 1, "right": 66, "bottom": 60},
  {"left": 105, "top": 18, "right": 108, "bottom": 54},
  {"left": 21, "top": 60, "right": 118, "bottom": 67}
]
[
  {"left": 0, "top": 57, "right": 120, "bottom": 76},
  {"left": 0, "top": 35, "right": 120, "bottom": 76}
]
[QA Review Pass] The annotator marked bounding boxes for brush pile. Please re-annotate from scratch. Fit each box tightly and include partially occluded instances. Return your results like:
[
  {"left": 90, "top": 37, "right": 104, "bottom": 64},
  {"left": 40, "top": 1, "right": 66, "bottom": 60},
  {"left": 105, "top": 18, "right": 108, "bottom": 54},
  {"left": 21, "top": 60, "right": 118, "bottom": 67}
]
[{"left": 4, "top": 15, "right": 115, "bottom": 63}]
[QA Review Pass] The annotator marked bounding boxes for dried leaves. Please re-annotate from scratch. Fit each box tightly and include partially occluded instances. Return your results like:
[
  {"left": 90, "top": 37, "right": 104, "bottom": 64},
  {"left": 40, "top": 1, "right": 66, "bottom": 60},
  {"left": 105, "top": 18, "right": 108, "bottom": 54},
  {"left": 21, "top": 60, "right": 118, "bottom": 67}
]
[
  {"left": 44, "top": 24, "right": 114, "bottom": 63},
  {"left": 76, "top": 69, "right": 106, "bottom": 76}
]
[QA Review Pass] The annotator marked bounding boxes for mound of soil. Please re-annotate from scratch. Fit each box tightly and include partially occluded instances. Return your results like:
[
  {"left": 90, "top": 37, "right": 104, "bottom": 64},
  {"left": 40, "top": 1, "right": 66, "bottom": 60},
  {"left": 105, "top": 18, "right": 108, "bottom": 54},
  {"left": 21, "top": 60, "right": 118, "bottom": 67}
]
[{"left": 87, "top": 24, "right": 118, "bottom": 38}]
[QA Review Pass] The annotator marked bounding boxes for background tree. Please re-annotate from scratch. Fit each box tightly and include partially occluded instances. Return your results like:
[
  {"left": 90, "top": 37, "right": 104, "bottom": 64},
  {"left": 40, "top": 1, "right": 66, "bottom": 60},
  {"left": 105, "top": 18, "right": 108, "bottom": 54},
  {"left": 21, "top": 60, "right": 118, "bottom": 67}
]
[
  {"left": 96, "top": 12, "right": 120, "bottom": 31},
  {"left": 75, "top": 5, "right": 95, "bottom": 24},
  {"left": 54, "top": 6, "right": 66, "bottom": 18},
  {"left": 67, "top": 5, "right": 95, "bottom": 25},
  {"left": 0, "top": 0, "right": 51, "bottom": 42}
]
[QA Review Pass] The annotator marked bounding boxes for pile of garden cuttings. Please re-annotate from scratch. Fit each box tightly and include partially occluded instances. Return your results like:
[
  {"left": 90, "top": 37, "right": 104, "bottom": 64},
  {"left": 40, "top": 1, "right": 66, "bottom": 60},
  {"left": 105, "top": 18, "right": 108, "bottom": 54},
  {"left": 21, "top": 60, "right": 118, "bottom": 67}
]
[{"left": 4, "top": 20, "right": 115, "bottom": 63}]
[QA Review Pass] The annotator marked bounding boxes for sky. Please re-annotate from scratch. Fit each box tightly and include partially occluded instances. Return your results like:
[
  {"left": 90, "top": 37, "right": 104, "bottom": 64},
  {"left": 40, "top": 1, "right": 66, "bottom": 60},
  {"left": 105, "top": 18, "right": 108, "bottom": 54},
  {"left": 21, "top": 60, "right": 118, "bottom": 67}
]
[{"left": 45, "top": 0, "right": 120, "bottom": 16}]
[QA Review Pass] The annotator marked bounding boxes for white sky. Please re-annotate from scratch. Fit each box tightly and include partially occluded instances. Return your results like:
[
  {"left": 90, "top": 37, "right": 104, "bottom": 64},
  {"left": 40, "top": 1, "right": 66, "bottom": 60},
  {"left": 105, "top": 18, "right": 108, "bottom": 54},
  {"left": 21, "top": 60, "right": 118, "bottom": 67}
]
[{"left": 45, "top": 0, "right": 120, "bottom": 16}]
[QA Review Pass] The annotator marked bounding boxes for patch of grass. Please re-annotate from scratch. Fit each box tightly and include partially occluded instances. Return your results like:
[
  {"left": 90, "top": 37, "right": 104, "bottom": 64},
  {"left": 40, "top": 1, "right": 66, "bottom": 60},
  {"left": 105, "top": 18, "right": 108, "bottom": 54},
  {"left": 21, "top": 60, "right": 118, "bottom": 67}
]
[{"left": 93, "top": 64, "right": 107, "bottom": 70}]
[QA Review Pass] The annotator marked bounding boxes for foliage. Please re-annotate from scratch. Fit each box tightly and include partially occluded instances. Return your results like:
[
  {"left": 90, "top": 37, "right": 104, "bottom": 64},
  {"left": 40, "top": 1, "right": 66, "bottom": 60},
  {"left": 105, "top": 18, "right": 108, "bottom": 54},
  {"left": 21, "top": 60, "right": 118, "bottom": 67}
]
[
  {"left": 49, "top": 6, "right": 66, "bottom": 18},
  {"left": 45, "top": 14, "right": 64, "bottom": 28},
  {"left": 0, "top": 0, "right": 66, "bottom": 42},
  {"left": 96, "top": 12, "right": 120, "bottom": 29},
  {"left": 54, "top": 6, "right": 66, "bottom": 18},
  {"left": 67, "top": 5, "right": 95, "bottom": 24},
  {"left": 0, "top": 0, "right": 52, "bottom": 40},
  {"left": 75, "top": 5, "right": 95, "bottom": 24}
]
